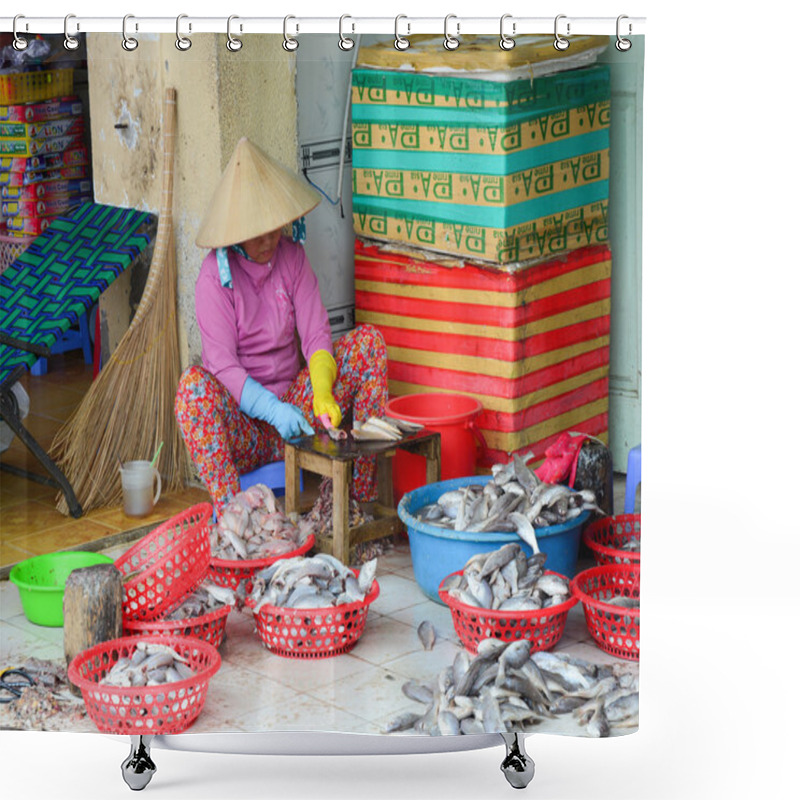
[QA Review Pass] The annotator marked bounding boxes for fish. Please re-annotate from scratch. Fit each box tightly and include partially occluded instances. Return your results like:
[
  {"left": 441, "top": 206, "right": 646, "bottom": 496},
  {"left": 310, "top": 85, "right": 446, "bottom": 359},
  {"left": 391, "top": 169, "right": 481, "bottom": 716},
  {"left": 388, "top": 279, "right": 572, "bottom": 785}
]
[
  {"left": 445, "top": 543, "right": 572, "bottom": 612},
  {"left": 403, "top": 680, "right": 434, "bottom": 705},
  {"left": 385, "top": 645, "right": 638, "bottom": 738},
  {"left": 164, "top": 581, "right": 236, "bottom": 620},
  {"left": 100, "top": 642, "right": 193, "bottom": 687},
  {"left": 382, "top": 711, "right": 422, "bottom": 733},
  {"left": 248, "top": 553, "right": 378, "bottom": 612},
  {"left": 416, "top": 472, "right": 603, "bottom": 541},
  {"left": 211, "top": 484, "right": 310, "bottom": 561},
  {"left": 351, "top": 416, "right": 404, "bottom": 441},
  {"left": 603, "top": 596, "right": 640, "bottom": 609},
  {"left": 417, "top": 620, "right": 436, "bottom": 651}
]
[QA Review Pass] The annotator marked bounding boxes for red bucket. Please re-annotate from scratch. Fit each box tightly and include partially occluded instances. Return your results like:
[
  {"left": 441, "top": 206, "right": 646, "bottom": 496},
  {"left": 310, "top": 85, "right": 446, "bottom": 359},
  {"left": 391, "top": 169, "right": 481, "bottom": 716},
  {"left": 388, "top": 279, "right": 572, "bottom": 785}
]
[{"left": 386, "top": 393, "right": 486, "bottom": 505}]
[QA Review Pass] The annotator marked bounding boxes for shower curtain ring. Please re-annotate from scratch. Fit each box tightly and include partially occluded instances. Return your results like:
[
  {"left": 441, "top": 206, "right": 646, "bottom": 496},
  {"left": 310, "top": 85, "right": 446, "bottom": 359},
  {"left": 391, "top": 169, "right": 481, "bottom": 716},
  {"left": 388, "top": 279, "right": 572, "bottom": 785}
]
[
  {"left": 616, "top": 15, "right": 632, "bottom": 51},
  {"left": 121, "top": 14, "right": 138, "bottom": 51},
  {"left": 283, "top": 16, "right": 299, "bottom": 51},
  {"left": 226, "top": 16, "right": 242, "bottom": 51},
  {"left": 394, "top": 15, "right": 410, "bottom": 51},
  {"left": 443, "top": 14, "right": 460, "bottom": 51},
  {"left": 339, "top": 15, "right": 355, "bottom": 50},
  {"left": 63, "top": 14, "right": 80, "bottom": 51},
  {"left": 12, "top": 15, "right": 28, "bottom": 51},
  {"left": 554, "top": 14, "right": 570, "bottom": 51},
  {"left": 499, "top": 14, "right": 515, "bottom": 50},
  {"left": 176, "top": 14, "right": 192, "bottom": 51}
]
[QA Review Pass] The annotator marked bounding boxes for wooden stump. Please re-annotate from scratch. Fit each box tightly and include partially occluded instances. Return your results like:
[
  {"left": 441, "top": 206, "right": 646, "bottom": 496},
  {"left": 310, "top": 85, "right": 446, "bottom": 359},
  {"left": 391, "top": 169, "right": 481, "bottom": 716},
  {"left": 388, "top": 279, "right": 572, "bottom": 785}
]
[{"left": 63, "top": 563, "right": 123, "bottom": 696}]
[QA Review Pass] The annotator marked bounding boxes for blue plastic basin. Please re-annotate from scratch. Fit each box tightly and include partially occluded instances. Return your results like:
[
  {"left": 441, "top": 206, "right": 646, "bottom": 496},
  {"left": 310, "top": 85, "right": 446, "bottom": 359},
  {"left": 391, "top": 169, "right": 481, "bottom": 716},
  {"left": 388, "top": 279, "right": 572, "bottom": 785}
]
[{"left": 397, "top": 475, "right": 590, "bottom": 604}]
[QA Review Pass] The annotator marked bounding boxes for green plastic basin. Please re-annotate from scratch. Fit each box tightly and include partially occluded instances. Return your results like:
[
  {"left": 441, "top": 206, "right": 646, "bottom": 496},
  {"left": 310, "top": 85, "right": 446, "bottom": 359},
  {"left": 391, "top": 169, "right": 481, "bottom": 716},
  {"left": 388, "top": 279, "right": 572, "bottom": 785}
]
[{"left": 9, "top": 551, "right": 115, "bottom": 627}]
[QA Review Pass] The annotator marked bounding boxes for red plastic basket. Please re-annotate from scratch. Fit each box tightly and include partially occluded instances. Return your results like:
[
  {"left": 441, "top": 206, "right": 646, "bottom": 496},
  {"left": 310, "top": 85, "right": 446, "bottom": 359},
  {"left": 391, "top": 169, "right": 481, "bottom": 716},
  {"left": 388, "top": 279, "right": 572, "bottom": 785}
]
[
  {"left": 583, "top": 513, "right": 641, "bottom": 567},
  {"left": 438, "top": 570, "right": 579, "bottom": 655},
  {"left": 570, "top": 564, "right": 640, "bottom": 661},
  {"left": 114, "top": 504, "right": 213, "bottom": 622},
  {"left": 245, "top": 570, "right": 379, "bottom": 659},
  {"left": 67, "top": 635, "right": 221, "bottom": 734},
  {"left": 207, "top": 534, "right": 315, "bottom": 590},
  {"left": 122, "top": 604, "right": 233, "bottom": 649}
]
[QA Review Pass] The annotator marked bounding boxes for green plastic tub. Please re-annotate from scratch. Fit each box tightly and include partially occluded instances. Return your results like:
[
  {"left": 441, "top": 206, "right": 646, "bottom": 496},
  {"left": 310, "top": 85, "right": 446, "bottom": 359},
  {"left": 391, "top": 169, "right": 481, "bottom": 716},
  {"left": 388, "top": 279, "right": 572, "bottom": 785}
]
[{"left": 9, "top": 551, "right": 115, "bottom": 627}]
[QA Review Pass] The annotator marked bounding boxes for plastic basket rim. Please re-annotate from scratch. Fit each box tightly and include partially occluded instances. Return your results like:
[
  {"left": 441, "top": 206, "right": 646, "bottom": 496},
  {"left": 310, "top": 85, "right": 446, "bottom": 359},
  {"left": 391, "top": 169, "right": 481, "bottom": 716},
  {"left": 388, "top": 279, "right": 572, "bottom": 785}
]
[
  {"left": 114, "top": 502, "right": 213, "bottom": 580},
  {"left": 208, "top": 533, "right": 315, "bottom": 573},
  {"left": 122, "top": 603, "right": 233, "bottom": 634},
  {"left": 66, "top": 634, "right": 222, "bottom": 696},
  {"left": 570, "top": 564, "right": 641, "bottom": 617},
  {"left": 438, "top": 568, "right": 579, "bottom": 619},
  {"left": 582, "top": 513, "right": 641, "bottom": 563},
  {"left": 245, "top": 570, "right": 380, "bottom": 619}
]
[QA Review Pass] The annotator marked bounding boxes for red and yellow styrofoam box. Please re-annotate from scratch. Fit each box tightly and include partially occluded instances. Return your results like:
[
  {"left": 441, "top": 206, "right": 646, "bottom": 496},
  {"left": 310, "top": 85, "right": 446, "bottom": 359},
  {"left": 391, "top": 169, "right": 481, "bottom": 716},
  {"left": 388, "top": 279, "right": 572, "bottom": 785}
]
[{"left": 354, "top": 237, "right": 611, "bottom": 466}]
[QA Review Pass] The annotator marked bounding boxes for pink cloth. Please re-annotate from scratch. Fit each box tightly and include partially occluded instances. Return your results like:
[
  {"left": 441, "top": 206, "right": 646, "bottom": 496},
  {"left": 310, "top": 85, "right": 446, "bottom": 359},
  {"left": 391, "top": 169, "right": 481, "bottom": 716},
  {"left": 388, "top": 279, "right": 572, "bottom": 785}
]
[
  {"left": 195, "top": 236, "right": 333, "bottom": 402},
  {"left": 533, "top": 432, "right": 590, "bottom": 486}
]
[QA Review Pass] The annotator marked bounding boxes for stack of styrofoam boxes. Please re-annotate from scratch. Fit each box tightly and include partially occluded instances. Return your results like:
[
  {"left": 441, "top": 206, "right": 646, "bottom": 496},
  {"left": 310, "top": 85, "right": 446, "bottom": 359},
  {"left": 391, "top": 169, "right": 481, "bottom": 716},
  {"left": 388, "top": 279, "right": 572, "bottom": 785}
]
[
  {"left": 352, "top": 35, "right": 613, "bottom": 468},
  {"left": 0, "top": 94, "right": 91, "bottom": 239}
]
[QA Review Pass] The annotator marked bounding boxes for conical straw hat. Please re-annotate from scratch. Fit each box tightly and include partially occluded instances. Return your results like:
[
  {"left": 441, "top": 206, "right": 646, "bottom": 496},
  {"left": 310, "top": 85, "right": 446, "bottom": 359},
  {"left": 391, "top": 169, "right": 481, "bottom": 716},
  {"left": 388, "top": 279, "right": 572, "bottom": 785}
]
[{"left": 195, "top": 137, "right": 320, "bottom": 248}]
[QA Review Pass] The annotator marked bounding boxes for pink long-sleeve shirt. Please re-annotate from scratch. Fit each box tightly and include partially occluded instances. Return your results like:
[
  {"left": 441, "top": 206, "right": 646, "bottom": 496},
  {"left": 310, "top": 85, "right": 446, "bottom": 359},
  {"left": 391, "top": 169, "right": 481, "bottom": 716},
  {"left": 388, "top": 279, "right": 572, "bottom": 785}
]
[{"left": 195, "top": 237, "right": 333, "bottom": 402}]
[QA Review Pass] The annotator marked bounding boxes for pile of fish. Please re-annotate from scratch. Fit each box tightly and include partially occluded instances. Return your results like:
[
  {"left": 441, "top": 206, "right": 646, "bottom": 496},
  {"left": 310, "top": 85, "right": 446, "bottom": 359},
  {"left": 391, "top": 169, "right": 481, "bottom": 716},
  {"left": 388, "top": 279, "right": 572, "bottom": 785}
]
[
  {"left": 211, "top": 483, "right": 309, "bottom": 561},
  {"left": 351, "top": 415, "right": 422, "bottom": 442},
  {"left": 248, "top": 553, "right": 378, "bottom": 614},
  {"left": 442, "top": 542, "right": 570, "bottom": 612},
  {"left": 414, "top": 454, "right": 603, "bottom": 550},
  {"left": 297, "top": 478, "right": 385, "bottom": 564},
  {"left": 100, "top": 642, "right": 195, "bottom": 687},
  {"left": 163, "top": 581, "right": 237, "bottom": 620},
  {"left": 383, "top": 640, "right": 638, "bottom": 738}
]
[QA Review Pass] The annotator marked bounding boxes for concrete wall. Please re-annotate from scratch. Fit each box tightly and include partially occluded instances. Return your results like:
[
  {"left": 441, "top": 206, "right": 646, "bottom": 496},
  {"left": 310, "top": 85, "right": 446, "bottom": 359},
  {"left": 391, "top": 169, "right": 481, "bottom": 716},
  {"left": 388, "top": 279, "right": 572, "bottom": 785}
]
[{"left": 86, "top": 33, "right": 298, "bottom": 366}]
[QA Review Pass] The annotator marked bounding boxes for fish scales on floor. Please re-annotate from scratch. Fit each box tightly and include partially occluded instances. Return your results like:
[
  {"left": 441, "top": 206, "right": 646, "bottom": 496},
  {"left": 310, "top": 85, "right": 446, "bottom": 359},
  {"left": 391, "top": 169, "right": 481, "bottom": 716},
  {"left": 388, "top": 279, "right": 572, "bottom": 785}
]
[
  {"left": 383, "top": 640, "right": 638, "bottom": 738},
  {"left": 247, "top": 553, "right": 378, "bottom": 613},
  {"left": 211, "top": 483, "right": 310, "bottom": 561},
  {"left": 415, "top": 454, "right": 604, "bottom": 549},
  {"left": 441, "top": 542, "right": 570, "bottom": 611}
]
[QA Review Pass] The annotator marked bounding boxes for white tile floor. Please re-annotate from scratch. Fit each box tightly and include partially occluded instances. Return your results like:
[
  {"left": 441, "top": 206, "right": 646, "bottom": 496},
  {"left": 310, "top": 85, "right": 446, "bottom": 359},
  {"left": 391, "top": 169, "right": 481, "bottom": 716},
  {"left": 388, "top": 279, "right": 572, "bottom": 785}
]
[{"left": 0, "top": 539, "right": 638, "bottom": 738}]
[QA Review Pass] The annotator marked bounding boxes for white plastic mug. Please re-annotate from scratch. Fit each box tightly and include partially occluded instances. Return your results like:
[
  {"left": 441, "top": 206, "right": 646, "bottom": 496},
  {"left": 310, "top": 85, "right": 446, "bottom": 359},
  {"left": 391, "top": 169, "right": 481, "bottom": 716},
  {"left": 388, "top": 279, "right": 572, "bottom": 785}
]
[{"left": 120, "top": 460, "right": 162, "bottom": 517}]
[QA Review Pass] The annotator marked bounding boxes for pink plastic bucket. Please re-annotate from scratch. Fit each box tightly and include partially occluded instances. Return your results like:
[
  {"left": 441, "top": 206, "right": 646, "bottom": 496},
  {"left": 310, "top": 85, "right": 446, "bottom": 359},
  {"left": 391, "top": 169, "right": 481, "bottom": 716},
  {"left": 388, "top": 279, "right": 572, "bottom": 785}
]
[{"left": 386, "top": 393, "right": 486, "bottom": 505}]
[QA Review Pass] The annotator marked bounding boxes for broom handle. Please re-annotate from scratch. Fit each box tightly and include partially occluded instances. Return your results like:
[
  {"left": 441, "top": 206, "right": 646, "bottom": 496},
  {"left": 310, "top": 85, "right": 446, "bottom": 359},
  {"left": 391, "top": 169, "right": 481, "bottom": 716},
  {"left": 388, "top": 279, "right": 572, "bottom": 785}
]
[{"left": 130, "top": 87, "right": 177, "bottom": 329}]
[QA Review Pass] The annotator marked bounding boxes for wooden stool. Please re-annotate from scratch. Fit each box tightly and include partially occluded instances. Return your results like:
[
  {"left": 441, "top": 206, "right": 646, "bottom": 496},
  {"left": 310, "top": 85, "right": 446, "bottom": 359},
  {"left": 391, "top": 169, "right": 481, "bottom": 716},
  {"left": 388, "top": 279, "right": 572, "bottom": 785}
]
[{"left": 284, "top": 429, "right": 441, "bottom": 565}]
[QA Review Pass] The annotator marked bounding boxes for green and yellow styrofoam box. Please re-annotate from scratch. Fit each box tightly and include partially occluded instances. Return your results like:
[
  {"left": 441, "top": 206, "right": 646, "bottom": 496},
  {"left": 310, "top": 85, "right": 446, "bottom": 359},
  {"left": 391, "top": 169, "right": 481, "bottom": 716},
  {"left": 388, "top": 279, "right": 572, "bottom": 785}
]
[{"left": 351, "top": 35, "right": 612, "bottom": 264}]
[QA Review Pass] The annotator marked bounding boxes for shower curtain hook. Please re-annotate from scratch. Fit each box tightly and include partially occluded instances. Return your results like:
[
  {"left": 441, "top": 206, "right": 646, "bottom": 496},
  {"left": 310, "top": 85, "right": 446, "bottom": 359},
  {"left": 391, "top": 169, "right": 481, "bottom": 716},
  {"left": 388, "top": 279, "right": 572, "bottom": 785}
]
[
  {"left": 443, "top": 14, "right": 460, "bottom": 50},
  {"left": 121, "top": 14, "right": 138, "bottom": 51},
  {"left": 283, "top": 16, "right": 299, "bottom": 51},
  {"left": 63, "top": 14, "right": 80, "bottom": 51},
  {"left": 339, "top": 15, "right": 355, "bottom": 50},
  {"left": 394, "top": 15, "right": 410, "bottom": 51},
  {"left": 616, "top": 15, "right": 632, "bottom": 51},
  {"left": 12, "top": 15, "right": 28, "bottom": 51},
  {"left": 499, "top": 14, "right": 515, "bottom": 50},
  {"left": 554, "top": 14, "right": 570, "bottom": 50},
  {"left": 226, "top": 15, "right": 242, "bottom": 51},
  {"left": 175, "top": 14, "right": 192, "bottom": 51}
]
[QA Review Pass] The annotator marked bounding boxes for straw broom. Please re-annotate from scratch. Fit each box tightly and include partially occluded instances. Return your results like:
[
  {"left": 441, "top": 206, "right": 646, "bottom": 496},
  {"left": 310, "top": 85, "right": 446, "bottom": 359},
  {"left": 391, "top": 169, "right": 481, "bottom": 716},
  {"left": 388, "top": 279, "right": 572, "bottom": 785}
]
[{"left": 51, "top": 87, "right": 193, "bottom": 515}]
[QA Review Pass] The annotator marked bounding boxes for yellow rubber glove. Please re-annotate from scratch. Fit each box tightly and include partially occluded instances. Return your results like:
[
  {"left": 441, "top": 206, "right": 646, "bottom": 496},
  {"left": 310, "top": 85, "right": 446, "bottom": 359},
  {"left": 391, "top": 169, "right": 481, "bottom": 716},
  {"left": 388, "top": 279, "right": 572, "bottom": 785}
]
[{"left": 309, "top": 349, "right": 342, "bottom": 428}]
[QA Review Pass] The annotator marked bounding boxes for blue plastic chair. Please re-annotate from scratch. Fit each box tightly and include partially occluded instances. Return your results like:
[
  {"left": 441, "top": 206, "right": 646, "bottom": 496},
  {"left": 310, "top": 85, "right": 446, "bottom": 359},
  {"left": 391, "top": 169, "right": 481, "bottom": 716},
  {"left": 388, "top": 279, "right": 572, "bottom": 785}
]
[{"left": 624, "top": 444, "right": 641, "bottom": 514}]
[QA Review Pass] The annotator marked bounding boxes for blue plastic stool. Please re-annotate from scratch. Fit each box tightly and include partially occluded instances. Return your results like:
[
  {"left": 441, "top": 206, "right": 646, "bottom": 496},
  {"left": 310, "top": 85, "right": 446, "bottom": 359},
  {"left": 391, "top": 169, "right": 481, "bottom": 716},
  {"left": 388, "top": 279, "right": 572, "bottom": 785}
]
[
  {"left": 624, "top": 444, "right": 641, "bottom": 514},
  {"left": 239, "top": 460, "right": 303, "bottom": 497},
  {"left": 30, "top": 305, "right": 95, "bottom": 375}
]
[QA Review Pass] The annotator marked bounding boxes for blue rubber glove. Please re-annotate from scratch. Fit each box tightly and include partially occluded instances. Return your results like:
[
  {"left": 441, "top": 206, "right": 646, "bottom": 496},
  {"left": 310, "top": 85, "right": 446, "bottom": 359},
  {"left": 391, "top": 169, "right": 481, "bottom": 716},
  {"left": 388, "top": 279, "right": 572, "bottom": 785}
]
[{"left": 240, "top": 377, "right": 313, "bottom": 440}]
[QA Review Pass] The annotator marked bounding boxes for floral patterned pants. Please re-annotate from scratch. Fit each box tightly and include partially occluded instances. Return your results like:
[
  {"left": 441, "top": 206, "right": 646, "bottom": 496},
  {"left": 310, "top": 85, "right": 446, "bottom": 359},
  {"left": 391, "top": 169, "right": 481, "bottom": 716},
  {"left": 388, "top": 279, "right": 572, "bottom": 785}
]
[{"left": 175, "top": 324, "right": 387, "bottom": 513}]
